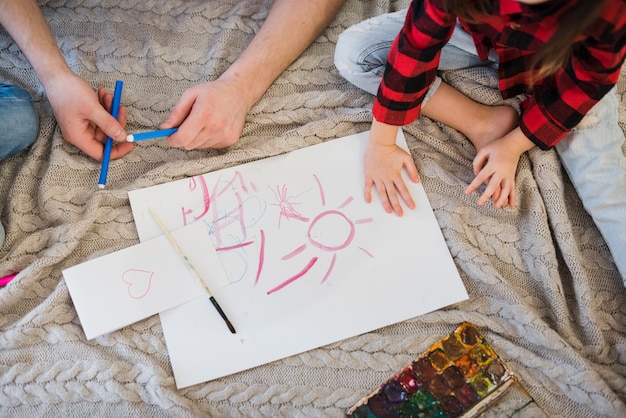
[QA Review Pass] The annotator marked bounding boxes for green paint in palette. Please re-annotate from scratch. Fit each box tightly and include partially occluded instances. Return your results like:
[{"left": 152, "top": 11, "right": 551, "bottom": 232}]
[{"left": 347, "top": 323, "right": 547, "bottom": 418}]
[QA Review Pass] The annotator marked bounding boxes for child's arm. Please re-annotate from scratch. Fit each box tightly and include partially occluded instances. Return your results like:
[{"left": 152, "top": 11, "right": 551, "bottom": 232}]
[
  {"left": 364, "top": 119, "right": 420, "bottom": 216},
  {"left": 465, "top": 127, "right": 535, "bottom": 209}
]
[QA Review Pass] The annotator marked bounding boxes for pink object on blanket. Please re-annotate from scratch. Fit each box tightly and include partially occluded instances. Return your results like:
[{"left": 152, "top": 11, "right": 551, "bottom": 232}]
[{"left": 0, "top": 274, "right": 17, "bottom": 286}]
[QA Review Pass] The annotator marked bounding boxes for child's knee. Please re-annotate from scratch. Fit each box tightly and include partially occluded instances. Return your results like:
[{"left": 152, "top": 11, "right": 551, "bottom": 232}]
[
  {"left": 334, "top": 11, "right": 406, "bottom": 94},
  {"left": 334, "top": 28, "right": 394, "bottom": 94},
  {"left": 334, "top": 28, "right": 362, "bottom": 78}
]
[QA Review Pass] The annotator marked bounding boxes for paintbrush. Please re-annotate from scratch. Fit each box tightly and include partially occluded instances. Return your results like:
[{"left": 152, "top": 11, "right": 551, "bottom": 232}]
[{"left": 149, "top": 208, "right": 236, "bottom": 333}]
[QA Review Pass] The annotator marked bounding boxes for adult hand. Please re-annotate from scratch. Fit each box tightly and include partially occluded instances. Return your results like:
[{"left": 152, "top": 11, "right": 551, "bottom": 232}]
[
  {"left": 155, "top": 0, "right": 347, "bottom": 150},
  {"left": 44, "top": 72, "right": 131, "bottom": 161},
  {"left": 160, "top": 78, "right": 250, "bottom": 150},
  {"left": 0, "top": 0, "right": 130, "bottom": 161}
]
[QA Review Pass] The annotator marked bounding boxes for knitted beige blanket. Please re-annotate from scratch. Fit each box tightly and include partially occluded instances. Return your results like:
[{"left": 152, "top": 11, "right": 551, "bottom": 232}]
[{"left": 1, "top": 1, "right": 624, "bottom": 416}]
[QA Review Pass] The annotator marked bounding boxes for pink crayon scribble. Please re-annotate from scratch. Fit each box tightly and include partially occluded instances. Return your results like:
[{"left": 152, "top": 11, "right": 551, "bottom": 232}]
[
  {"left": 265, "top": 175, "right": 376, "bottom": 294},
  {"left": 308, "top": 210, "right": 355, "bottom": 251},
  {"left": 320, "top": 253, "right": 337, "bottom": 284},
  {"left": 267, "top": 257, "right": 318, "bottom": 295},
  {"left": 271, "top": 184, "right": 310, "bottom": 227},
  {"left": 179, "top": 171, "right": 376, "bottom": 294},
  {"left": 255, "top": 229, "right": 266, "bottom": 286},
  {"left": 182, "top": 176, "right": 211, "bottom": 224},
  {"left": 209, "top": 190, "right": 246, "bottom": 243},
  {"left": 282, "top": 244, "right": 307, "bottom": 260},
  {"left": 313, "top": 174, "right": 325, "bottom": 206},
  {"left": 338, "top": 196, "right": 353, "bottom": 209},
  {"left": 179, "top": 171, "right": 267, "bottom": 286},
  {"left": 181, "top": 170, "right": 256, "bottom": 228},
  {"left": 359, "top": 247, "right": 375, "bottom": 258},
  {"left": 122, "top": 269, "right": 154, "bottom": 299},
  {"left": 215, "top": 241, "right": 254, "bottom": 252}
]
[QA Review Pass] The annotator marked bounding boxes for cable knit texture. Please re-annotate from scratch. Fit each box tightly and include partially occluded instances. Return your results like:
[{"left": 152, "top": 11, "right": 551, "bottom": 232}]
[{"left": 1, "top": 1, "right": 625, "bottom": 417}]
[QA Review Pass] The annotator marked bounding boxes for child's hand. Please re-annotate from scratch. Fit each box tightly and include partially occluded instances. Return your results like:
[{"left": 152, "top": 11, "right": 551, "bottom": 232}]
[
  {"left": 465, "top": 129, "right": 534, "bottom": 208},
  {"left": 364, "top": 120, "right": 420, "bottom": 216}
]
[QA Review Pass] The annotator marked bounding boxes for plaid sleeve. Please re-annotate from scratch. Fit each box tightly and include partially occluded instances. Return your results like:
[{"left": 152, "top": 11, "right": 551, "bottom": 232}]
[
  {"left": 372, "top": 0, "right": 456, "bottom": 126},
  {"left": 520, "top": 4, "right": 626, "bottom": 149}
]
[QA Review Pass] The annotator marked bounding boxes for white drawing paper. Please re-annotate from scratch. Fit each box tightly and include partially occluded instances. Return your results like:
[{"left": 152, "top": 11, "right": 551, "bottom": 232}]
[
  {"left": 63, "top": 221, "right": 224, "bottom": 339},
  {"left": 129, "top": 130, "right": 468, "bottom": 388}
]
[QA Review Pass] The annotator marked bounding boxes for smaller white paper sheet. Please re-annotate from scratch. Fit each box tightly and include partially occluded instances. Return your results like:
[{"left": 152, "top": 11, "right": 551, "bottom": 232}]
[{"left": 63, "top": 221, "right": 223, "bottom": 339}]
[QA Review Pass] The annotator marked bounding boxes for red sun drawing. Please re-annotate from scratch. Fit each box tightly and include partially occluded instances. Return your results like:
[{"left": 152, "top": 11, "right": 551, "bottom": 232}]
[{"left": 266, "top": 174, "right": 374, "bottom": 294}]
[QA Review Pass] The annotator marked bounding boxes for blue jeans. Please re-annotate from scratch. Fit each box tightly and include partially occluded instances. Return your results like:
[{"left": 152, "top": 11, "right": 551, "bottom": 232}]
[
  {"left": 334, "top": 10, "right": 498, "bottom": 97},
  {"left": 0, "top": 83, "right": 39, "bottom": 248},
  {"left": 334, "top": 10, "right": 626, "bottom": 282},
  {"left": 0, "top": 83, "right": 39, "bottom": 160}
]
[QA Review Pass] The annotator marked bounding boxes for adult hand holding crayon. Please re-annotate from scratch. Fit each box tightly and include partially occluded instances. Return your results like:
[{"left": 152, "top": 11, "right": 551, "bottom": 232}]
[
  {"left": 43, "top": 73, "right": 131, "bottom": 161},
  {"left": 158, "top": 78, "right": 249, "bottom": 149}
]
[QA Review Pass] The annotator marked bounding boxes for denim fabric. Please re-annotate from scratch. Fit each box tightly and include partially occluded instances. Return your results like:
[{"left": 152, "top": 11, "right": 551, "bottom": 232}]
[
  {"left": 334, "top": 10, "right": 407, "bottom": 96},
  {"left": 335, "top": 11, "right": 626, "bottom": 281},
  {"left": 334, "top": 11, "right": 497, "bottom": 99},
  {"left": 0, "top": 83, "right": 39, "bottom": 159}
]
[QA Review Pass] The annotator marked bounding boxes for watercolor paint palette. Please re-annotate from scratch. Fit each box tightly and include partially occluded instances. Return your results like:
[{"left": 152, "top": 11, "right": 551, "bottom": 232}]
[{"left": 347, "top": 323, "right": 547, "bottom": 417}]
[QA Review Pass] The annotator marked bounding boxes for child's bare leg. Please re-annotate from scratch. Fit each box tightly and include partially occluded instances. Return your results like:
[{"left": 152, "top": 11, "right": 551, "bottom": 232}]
[
  {"left": 422, "top": 82, "right": 520, "bottom": 206},
  {"left": 421, "top": 82, "right": 518, "bottom": 152}
]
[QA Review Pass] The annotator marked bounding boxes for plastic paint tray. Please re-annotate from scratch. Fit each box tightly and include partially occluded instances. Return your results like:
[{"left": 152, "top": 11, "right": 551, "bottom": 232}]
[{"left": 347, "top": 322, "right": 547, "bottom": 417}]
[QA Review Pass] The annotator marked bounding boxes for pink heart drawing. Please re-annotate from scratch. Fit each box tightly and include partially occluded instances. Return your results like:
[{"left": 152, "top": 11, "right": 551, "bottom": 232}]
[{"left": 122, "top": 269, "right": 154, "bottom": 299}]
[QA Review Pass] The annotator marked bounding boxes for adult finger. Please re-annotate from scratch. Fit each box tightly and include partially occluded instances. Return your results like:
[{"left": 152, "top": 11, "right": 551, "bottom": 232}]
[{"left": 161, "top": 91, "right": 195, "bottom": 130}]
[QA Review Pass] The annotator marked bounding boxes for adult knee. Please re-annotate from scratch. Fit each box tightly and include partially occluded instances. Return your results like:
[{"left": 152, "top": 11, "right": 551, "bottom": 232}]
[{"left": 0, "top": 84, "right": 39, "bottom": 159}]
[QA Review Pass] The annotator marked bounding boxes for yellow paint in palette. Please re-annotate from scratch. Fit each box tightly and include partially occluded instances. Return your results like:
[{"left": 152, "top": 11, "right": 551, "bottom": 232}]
[{"left": 347, "top": 323, "right": 547, "bottom": 418}]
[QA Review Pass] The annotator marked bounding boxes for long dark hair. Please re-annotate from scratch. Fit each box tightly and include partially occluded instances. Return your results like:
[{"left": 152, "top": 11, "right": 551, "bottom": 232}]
[{"left": 443, "top": 0, "right": 611, "bottom": 85}]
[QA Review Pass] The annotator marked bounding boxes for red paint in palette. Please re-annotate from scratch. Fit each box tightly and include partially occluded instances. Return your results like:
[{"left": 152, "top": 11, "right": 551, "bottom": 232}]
[{"left": 397, "top": 369, "right": 421, "bottom": 394}]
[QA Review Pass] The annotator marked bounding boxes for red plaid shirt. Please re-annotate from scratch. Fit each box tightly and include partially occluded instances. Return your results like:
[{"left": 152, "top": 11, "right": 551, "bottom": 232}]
[{"left": 373, "top": 0, "right": 626, "bottom": 149}]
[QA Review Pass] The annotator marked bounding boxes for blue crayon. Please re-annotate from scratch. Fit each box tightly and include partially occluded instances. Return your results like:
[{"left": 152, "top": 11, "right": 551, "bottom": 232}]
[
  {"left": 98, "top": 80, "right": 124, "bottom": 189},
  {"left": 126, "top": 127, "right": 179, "bottom": 142}
]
